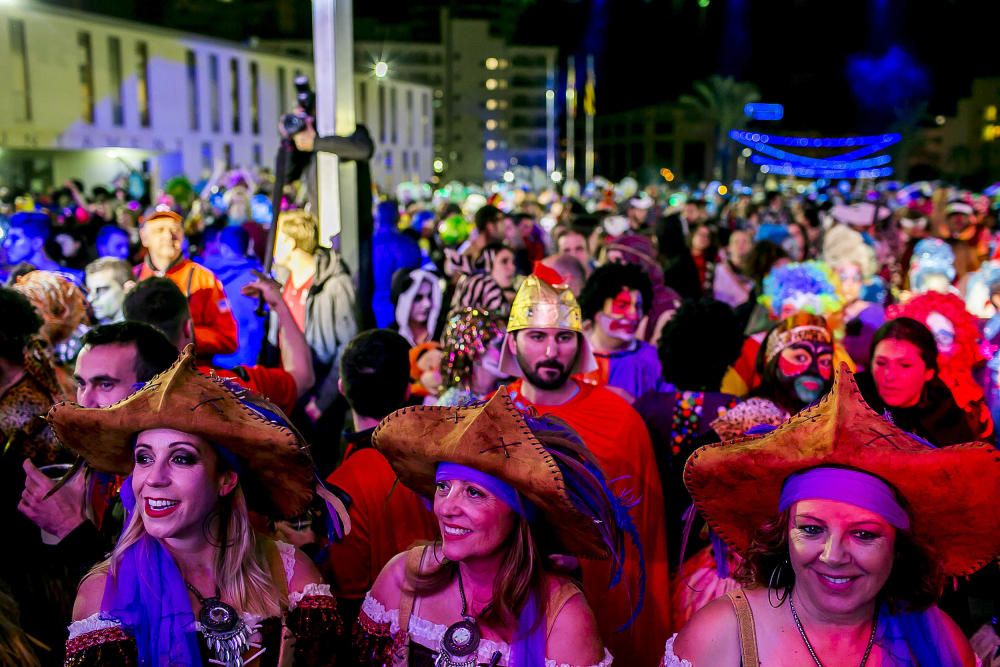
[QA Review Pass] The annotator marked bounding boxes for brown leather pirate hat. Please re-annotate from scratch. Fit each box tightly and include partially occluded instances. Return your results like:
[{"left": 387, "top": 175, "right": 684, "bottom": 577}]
[
  {"left": 372, "top": 387, "right": 616, "bottom": 559},
  {"left": 47, "top": 346, "right": 315, "bottom": 518},
  {"left": 684, "top": 364, "right": 1000, "bottom": 577}
]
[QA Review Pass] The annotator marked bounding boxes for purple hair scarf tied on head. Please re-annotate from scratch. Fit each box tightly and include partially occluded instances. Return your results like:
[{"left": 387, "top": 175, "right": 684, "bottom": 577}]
[
  {"left": 435, "top": 462, "right": 538, "bottom": 521},
  {"left": 101, "top": 477, "right": 202, "bottom": 666},
  {"left": 778, "top": 467, "right": 911, "bottom": 530},
  {"left": 434, "top": 463, "right": 544, "bottom": 666}
]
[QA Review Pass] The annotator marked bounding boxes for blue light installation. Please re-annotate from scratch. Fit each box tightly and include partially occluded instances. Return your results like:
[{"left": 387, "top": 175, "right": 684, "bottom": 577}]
[
  {"left": 730, "top": 130, "right": 901, "bottom": 180},
  {"left": 744, "top": 103, "right": 784, "bottom": 121}
]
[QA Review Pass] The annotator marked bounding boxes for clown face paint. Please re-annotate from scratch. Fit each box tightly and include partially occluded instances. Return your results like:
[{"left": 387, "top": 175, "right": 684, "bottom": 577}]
[
  {"left": 925, "top": 311, "right": 955, "bottom": 356},
  {"left": 777, "top": 341, "right": 833, "bottom": 406},
  {"left": 596, "top": 288, "right": 642, "bottom": 342}
]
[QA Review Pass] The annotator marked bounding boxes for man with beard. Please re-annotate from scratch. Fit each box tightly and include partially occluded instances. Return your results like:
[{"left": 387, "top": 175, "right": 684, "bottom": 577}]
[
  {"left": 498, "top": 262, "right": 671, "bottom": 667},
  {"left": 578, "top": 262, "right": 661, "bottom": 402}
]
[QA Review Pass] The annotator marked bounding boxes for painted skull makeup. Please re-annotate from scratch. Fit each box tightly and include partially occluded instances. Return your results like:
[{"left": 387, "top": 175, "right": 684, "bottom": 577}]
[
  {"left": 764, "top": 319, "right": 835, "bottom": 412},
  {"left": 925, "top": 311, "right": 955, "bottom": 356},
  {"left": 776, "top": 340, "right": 834, "bottom": 406}
]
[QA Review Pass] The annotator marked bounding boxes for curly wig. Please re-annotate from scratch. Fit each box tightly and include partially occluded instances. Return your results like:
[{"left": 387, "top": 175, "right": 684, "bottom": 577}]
[{"left": 578, "top": 261, "right": 653, "bottom": 322}]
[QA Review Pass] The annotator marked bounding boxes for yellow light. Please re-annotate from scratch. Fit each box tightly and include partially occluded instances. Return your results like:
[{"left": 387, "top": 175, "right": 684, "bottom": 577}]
[
  {"left": 486, "top": 99, "right": 498, "bottom": 110},
  {"left": 660, "top": 168, "right": 674, "bottom": 182},
  {"left": 486, "top": 79, "right": 498, "bottom": 90},
  {"left": 986, "top": 105, "right": 997, "bottom": 122},
  {"left": 983, "top": 125, "right": 996, "bottom": 142},
  {"left": 718, "top": 185, "right": 728, "bottom": 195},
  {"left": 485, "top": 58, "right": 499, "bottom": 70},
  {"left": 486, "top": 119, "right": 498, "bottom": 130},
  {"left": 486, "top": 139, "right": 497, "bottom": 150},
  {"left": 433, "top": 158, "right": 444, "bottom": 172},
  {"left": 486, "top": 160, "right": 497, "bottom": 169}
]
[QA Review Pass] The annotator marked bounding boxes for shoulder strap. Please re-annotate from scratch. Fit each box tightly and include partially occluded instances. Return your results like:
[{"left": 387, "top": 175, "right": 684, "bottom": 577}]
[
  {"left": 397, "top": 545, "right": 427, "bottom": 637},
  {"left": 726, "top": 590, "right": 759, "bottom": 667},
  {"left": 545, "top": 581, "right": 582, "bottom": 638},
  {"left": 262, "top": 537, "right": 290, "bottom": 612}
]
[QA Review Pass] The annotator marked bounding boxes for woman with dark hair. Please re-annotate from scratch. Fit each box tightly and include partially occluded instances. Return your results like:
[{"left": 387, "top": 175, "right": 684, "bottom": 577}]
[
  {"left": 854, "top": 317, "right": 980, "bottom": 446},
  {"left": 666, "top": 366, "right": 996, "bottom": 666},
  {"left": 688, "top": 223, "right": 718, "bottom": 295},
  {"left": 357, "top": 389, "right": 642, "bottom": 666}
]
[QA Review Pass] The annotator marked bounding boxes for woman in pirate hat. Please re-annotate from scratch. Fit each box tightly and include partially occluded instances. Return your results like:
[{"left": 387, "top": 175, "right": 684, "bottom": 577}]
[
  {"left": 665, "top": 365, "right": 999, "bottom": 666},
  {"left": 50, "top": 347, "right": 346, "bottom": 667},
  {"left": 354, "top": 389, "right": 644, "bottom": 666}
]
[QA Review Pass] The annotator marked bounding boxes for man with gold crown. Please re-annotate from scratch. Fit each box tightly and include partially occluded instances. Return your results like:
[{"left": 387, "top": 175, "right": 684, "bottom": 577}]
[{"left": 498, "top": 262, "right": 672, "bottom": 667}]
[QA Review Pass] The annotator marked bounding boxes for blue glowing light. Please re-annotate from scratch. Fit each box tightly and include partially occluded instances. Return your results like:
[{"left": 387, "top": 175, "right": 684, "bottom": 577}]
[
  {"left": 729, "top": 130, "right": 900, "bottom": 180},
  {"left": 744, "top": 103, "right": 784, "bottom": 121},
  {"left": 846, "top": 45, "right": 930, "bottom": 116}
]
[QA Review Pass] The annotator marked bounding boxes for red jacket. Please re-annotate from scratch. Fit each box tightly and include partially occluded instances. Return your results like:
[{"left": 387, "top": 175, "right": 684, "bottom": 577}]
[{"left": 136, "top": 257, "right": 238, "bottom": 357}]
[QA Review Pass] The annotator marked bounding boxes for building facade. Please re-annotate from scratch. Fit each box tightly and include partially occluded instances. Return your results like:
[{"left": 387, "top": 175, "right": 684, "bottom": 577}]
[
  {"left": 594, "top": 104, "right": 714, "bottom": 184},
  {"left": 909, "top": 78, "right": 1000, "bottom": 182},
  {"left": 0, "top": 1, "right": 432, "bottom": 193},
  {"left": 355, "top": 8, "right": 557, "bottom": 184}
]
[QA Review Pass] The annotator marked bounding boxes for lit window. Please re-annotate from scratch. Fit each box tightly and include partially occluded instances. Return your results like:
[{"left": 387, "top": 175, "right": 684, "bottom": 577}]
[
  {"left": 486, "top": 119, "right": 498, "bottom": 131},
  {"left": 485, "top": 58, "right": 499, "bottom": 70},
  {"left": 486, "top": 139, "right": 497, "bottom": 150},
  {"left": 486, "top": 79, "right": 498, "bottom": 90},
  {"left": 486, "top": 99, "right": 498, "bottom": 110}
]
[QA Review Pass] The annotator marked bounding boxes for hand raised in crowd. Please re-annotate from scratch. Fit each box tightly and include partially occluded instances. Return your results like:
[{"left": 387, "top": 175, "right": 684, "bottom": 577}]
[
  {"left": 18, "top": 459, "right": 87, "bottom": 542},
  {"left": 241, "top": 271, "right": 285, "bottom": 307}
]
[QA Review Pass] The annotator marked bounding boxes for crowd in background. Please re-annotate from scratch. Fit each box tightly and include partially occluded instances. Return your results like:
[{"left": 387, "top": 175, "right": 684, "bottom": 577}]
[{"left": 2, "top": 163, "right": 1000, "bottom": 666}]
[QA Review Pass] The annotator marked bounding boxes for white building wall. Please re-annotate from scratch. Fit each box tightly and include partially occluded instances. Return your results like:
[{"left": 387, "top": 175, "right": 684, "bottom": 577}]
[{"left": 0, "top": 2, "right": 432, "bottom": 193}]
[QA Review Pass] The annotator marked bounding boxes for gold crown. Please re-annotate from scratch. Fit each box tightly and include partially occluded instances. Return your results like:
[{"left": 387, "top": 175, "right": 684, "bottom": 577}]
[{"left": 507, "top": 274, "right": 583, "bottom": 333}]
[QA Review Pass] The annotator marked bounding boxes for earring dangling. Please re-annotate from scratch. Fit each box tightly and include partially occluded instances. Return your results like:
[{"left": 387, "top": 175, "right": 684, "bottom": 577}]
[{"left": 768, "top": 558, "right": 790, "bottom": 608}]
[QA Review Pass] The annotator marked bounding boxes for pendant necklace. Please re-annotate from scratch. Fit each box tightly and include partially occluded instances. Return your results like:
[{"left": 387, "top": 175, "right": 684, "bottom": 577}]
[
  {"left": 185, "top": 581, "right": 253, "bottom": 667},
  {"left": 436, "top": 568, "right": 482, "bottom": 667},
  {"left": 789, "top": 594, "right": 877, "bottom": 667}
]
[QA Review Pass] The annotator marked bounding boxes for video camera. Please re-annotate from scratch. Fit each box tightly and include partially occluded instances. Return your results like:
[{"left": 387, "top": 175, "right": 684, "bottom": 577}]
[{"left": 279, "top": 75, "right": 316, "bottom": 137}]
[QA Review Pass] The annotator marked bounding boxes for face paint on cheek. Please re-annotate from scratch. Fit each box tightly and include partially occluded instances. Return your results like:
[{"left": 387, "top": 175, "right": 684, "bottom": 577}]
[
  {"left": 793, "top": 375, "right": 826, "bottom": 404},
  {"left": 600, "top": 289, "right": 640, "bottom": 339},
  {"left": 777, "top": 353, "right": 812, "bottom": 378}
]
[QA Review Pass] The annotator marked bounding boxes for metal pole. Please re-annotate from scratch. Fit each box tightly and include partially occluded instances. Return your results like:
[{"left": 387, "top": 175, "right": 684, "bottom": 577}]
[
  {"left": 565, "top": 56, "right": 576, "bottom": 184},
  {"left": 312, "top": 0, "right": 359, "bottom": 273},
  {"left": 584, "top": 54, "right": 595, "bottom": 183}
]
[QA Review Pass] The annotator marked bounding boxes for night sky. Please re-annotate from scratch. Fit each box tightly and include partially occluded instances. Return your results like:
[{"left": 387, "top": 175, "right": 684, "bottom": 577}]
[
  {"left": 357, "top": 0, "right": 1000, "bottom": 134},
  {"left": 47, "top": 0, "right": 1000, "bottom": 135}
]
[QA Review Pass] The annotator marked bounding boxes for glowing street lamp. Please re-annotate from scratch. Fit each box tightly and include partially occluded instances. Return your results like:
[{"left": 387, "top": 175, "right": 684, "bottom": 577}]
[
  {"left": 551, "top": 170, "right": 563, "bottom": 183},
  {"left": 374, "top": 61, "right": 389, "bottom": 79},
  {"left": 503, "top": 170, "right": 515, "bottom": 183}
]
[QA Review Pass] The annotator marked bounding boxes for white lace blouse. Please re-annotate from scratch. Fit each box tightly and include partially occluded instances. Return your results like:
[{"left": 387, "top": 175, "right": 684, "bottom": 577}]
[{"left": 361, "top": 592, "right": 614, "bottom": 667}]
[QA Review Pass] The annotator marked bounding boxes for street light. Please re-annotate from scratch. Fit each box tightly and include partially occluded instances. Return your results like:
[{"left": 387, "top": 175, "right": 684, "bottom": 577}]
[
  {"left": 551, "top": 170, "right": 563, "bottom": 183},
  {"left": 503, "top": 170, "right": 515, "bottom": 183},
  {"left": 374, "top": 61, "right": 389, "bottom": 78}
]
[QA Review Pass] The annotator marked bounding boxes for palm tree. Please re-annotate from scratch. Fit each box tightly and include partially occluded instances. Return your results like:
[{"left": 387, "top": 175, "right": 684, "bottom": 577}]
[{"left": 679, "top": 76, "right": 760, "bottom": 181}]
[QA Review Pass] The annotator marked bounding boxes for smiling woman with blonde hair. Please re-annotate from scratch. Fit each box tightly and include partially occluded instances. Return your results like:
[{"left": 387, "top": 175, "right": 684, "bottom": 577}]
[{"left": 49, "top": 348, "right": 344, "bottom": 667}]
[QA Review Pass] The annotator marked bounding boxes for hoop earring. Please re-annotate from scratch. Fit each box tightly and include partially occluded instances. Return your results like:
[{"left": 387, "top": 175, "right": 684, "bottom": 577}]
[{"left": 768, "top": 558, "right": 790, "bottom": 608}]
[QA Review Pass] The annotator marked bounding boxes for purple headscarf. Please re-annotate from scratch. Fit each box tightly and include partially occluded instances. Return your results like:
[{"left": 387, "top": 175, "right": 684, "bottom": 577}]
[{"left": 100, "top": 477, "right": 202, "bottom": 666}]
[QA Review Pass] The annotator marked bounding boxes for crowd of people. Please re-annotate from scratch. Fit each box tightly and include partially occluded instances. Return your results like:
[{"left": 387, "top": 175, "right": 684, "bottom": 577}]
[{"left": 1, "top": 167, "right": 999, "bottom": 666}]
